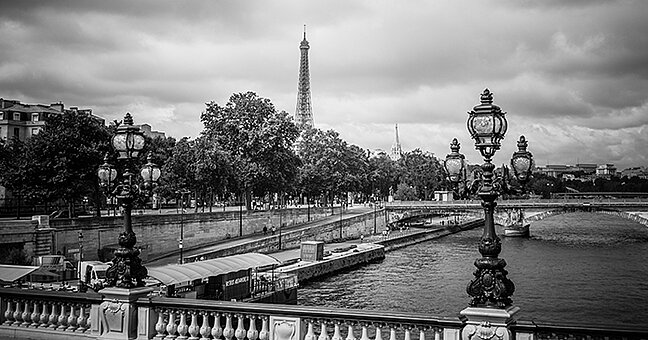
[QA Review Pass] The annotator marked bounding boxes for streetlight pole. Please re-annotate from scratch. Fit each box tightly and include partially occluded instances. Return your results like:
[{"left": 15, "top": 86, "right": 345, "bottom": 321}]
[
  {"left": 98, "top": 113, "right": 160, "bottom": 289},
  {"left": 239, "top": 191, "right": 243, "bottom": 237},
  {"left": 443, "top": 90, "right": 534, "bottom": 309}
]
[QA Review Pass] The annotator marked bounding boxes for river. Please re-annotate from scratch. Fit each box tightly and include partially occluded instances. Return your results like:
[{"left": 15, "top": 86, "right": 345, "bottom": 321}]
[{"left": 297, "top": 212, "right": 648, "bottom": 327}]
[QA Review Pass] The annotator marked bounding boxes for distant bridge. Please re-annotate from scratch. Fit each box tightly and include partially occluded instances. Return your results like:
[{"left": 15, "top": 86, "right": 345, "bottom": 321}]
[{"left": 385, "top": 199, "right": 648, "bottom": 229}]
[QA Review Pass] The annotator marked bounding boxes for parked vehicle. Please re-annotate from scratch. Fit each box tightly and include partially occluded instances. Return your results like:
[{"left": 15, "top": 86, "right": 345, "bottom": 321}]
[{"left": 78, "top": 261, "right": 110, "bottom": 291}]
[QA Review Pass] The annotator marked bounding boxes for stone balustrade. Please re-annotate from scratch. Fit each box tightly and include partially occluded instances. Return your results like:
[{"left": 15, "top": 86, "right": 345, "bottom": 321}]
[
  {"left": 138, "top": 297, "right": 463, "bottom": 340},
  {"left": 0, "top": 287, "right": 101, "bottom": 339},
  {"left": 1, "top": 287, "right": 648, "bottom": 340}
]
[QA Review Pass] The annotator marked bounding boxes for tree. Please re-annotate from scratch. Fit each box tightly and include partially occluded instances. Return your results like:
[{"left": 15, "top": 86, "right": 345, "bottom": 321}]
[
  {"left": 296, "top": 128, "right": 368, "bottom": 205},
  {"left": 9, "top": 111, "right": 111, "bottom": 216},
  {"left": 398, "top": 149, "right": 444, "bottom": 200},
  {"left": 201, "top": 92, "right": 300, "bottom": 209},
  {"left": 368, "top": 153, "right": 399, "bottom": 200}
]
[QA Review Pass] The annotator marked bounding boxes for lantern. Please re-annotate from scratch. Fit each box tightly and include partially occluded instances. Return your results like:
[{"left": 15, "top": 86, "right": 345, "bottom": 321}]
[
  {"left": 510, "top": 135, "right": 534, "bottom": 184},
  {"left": 97, "top": 154, "right": 117, "bottom": 189},
  {"left": 467, "top": 89, "right": 508, "bottom": 159},
  {"left": 140, "top": 152, "right": 161, "bottom": 191},
  {"left": 112, "top": 112, "right": 145, "bottom": 160},
  {"left": 444, "top": 138, "right": 466, "bottom": 184}
]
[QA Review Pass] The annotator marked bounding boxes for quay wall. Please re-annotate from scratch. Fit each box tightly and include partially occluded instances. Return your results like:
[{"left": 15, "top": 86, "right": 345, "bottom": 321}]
[
  {"left": 184, "top": 209, "right": 388, "bottom": 261},
  {"left": 31, "top": 207, "right": 345, "bottom": 262},
  {"left": 276, "top": 219, "right": 482, "bottom": 284},
  {"left": 378, "top": 219, "right": 484, "bottom": 252},
  {"left": 279, "top": 244, "right": 385, "bottom": 283}
]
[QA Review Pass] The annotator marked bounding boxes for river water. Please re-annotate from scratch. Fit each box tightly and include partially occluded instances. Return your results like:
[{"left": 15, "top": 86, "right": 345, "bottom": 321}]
[{"left": 297, "top": 212, "right": 648, "bottom": 327}]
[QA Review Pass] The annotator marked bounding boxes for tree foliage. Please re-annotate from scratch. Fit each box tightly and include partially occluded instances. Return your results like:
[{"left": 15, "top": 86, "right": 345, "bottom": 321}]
[{"left": 200, "top": 92, "right": 301, "bottom": 206}]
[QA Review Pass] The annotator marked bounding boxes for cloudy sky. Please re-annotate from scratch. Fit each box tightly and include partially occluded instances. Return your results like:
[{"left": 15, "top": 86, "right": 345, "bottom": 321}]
[{"left": 1, "top": 0, "right": 647, "bottom": 169}]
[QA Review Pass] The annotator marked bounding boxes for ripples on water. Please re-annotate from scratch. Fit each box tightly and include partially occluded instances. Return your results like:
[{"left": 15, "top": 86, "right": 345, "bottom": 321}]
[{"left": 298, "top": 212, "right": 648, "bottom": 326}]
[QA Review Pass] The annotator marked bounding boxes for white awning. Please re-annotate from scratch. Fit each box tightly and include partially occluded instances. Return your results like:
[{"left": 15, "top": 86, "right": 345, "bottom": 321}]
[{"left": 147, "top": 253, "right": 280, "bottom": 286}]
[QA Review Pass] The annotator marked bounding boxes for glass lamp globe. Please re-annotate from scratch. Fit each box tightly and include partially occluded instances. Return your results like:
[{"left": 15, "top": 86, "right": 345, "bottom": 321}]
[{"left": 467, "top": 89, "right": 508, "bottom": 159}]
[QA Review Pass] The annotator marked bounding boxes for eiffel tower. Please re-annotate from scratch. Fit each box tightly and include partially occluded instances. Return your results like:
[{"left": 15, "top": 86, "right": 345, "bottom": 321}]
[
  {"left": 295, "top": 25, "right": 314, "bottom": 130},
  {"left": 390, "top": 124, "right": 403, "bottom": 161}
]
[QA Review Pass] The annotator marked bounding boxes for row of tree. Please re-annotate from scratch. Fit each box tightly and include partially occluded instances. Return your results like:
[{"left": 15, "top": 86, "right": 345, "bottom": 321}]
[{"left": 0, "top": 92, "right": 447, "bottom": 217}]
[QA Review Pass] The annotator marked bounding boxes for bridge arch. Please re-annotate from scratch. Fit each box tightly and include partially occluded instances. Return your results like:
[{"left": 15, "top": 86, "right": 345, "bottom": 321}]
[{"left": 502, "top": 208, "right": 648, "bottom": 229}]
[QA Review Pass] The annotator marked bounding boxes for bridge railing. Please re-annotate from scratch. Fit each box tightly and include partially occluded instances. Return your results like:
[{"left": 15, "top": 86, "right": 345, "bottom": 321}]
[
  {"left": 386, "top": 198, "right": 648, "bottom": 207},
  {"left": 2, "top": 287, "right": 648, "bottom": 340}
]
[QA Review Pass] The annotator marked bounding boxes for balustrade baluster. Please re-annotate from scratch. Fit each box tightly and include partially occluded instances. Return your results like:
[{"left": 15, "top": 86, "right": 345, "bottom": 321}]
[
  {"left": 346, "top": 324, "right": 356, "bottom": 340},
  {"left": 223, "top": 314, "right": 235, "bottom": 340},
  {"left": 360, "top": 324, "right": 369, "bottom": 340},
  {"left": 332, "top": 323, "right": 343, "bottom": 340},
  {"left": 199, "top": 311, "right": 212, "bottom": 340},
  {"left": 56, "top": 304, "right": 68, "bottom": 330},
  {"left": 418, "top": 328, "right": 424, "bottom": 340},
  {"left": 66, "top": 304, "right": 78, "bottom": 331},
  {"left": 247, "top": 315, "right": 259, "bottom": 340},
  {"left": 403, "top": 327, "right": 411, "bottom": 340},
  {"left": 374, "top": 326, "right": 382, "bottom": 340},
  {"left": 433, "top": 328, "right": 440, "bottom": 340},
  {"left": 76, "top": 305, "right": 88, "bottom": 333},
  {"left": 154, "top": 309, "right": 166, "bottom": 340},
  {"left": 30, "top": 302, "right": 40, "bottom": 327},
  {"left": 48, "top": 304, "right": 58, "bottom": 329},
  {"left": 12, "top": 300, "right": 22, "bottom": 327},
  {"left": 388, "top": 327, "right": 396, "bottom": 340},
  {"left": 165, "top": 309, "right": 179, "bottom": 340},
  {"left": 234, "top": 314, "right": 246, "bottom": 340},
  {"left": 39, "top": 302, "right": 50, "bottom": 328},
  {"left": 318, "top": 321, "right": 330, "bottom": 340},
  {"left": 304, "top": 320, "right": 316, "bottom": 340},
  {"left": 211, "top": 313, "right": 223, "bottom": 339},
  {"left": 258, "top": 316, "right": 269, "bottom": 340},
  {"left": 177, "top": 310, "right": 189, "bottom": 340},
  {"left": 21, "top": 301, "right": 31, "bottom": 327},
  {"left": 3, "top": 300, "right": 14, "bottom": 326},
  {"left": 188, "top": 312, "right": 200, "bottom": 340}
]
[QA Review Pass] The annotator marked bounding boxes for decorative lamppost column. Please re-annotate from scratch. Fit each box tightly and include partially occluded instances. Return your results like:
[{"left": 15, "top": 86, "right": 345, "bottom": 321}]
[
  {"left": 97, "top": 113, "right": 160, "bottom": 289},
  {"left": 457, "top": 89, "right": 534, "bottom": 340}
]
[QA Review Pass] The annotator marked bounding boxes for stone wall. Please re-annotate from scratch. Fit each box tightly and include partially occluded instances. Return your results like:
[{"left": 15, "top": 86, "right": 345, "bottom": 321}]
[
  {"left": 184, "top": 209, "right": 388, "bottom": 261},
  {"left": 45, "top": 207, "right": 385, "bottom": 262}
]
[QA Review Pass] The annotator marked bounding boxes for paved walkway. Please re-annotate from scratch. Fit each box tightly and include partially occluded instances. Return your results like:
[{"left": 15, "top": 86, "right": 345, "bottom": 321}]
[{"left": 145, "top": 205, "right": 374, "bottom": 267}]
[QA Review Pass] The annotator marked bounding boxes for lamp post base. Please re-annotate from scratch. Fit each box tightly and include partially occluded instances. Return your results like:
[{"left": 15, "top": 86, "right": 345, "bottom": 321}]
[
  {"left": 460, "top": 305, "right": 520, "bottom": 340},
  {"left": 105, "top": 231, "right": 148, "bottom": 288}
]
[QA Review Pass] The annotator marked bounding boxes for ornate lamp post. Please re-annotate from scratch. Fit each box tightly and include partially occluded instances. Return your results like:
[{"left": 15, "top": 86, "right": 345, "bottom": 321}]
[
  {"left": 98, "top": 113, "right": 160, "bottom": 288},
  {"left": 510, "top": 135, "right": 534, "bottom": 187}
]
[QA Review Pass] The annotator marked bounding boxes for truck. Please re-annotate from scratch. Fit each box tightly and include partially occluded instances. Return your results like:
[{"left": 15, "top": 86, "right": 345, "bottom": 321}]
[
  {"left": 33, "top": 255, "right": 76, "bottom": 282},
  {"left": 78, "top": 261, "right": 111, "bottom": 291}
]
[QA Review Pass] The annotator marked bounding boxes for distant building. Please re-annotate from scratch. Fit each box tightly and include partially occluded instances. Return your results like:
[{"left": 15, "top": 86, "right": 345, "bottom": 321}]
[
  {"left": 620, "top": 166, "right": 648, "bottom": 179},
  {"left": 537, "top": 164, "right": 570, "bottom": 178},
  {"left": 575, "top": 163, "right": 597, "bottom": 175},
  {"left": 367, "top": 148, "right": 388, "bottom": 159},
  {"left": 389, "top": 124, "right": 402, "bottom": 161},
  {"left": 0, "top": 98, "right": 102, "bottom": 142},
  {"left": 596, "top": 164, "right": 617, "bottom": 178},
  {"left": 140, "top": 123, "right": 166, "bottom": 139}
]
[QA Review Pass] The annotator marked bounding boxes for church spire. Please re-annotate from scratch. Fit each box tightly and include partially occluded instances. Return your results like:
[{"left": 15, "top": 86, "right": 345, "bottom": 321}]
[
  {"left": 295, "top": 25, "right": 314, "bottom": 130},
  {"left": 390, "top": 124, "right": 402, "bottom": 161}
]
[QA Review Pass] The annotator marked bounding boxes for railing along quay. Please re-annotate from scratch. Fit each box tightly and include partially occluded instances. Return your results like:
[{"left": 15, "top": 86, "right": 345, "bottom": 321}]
[{"left": 2, "top": 287, "right": 648, "bottom": 340}]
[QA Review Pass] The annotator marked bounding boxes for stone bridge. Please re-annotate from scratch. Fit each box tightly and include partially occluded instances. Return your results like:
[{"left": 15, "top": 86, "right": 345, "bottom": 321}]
[{"left": 386, "top": 199, "right": 648, "bottom": 229}]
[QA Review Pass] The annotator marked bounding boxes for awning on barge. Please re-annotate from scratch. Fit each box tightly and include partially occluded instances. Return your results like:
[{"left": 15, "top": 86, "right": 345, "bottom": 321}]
[
  {"left": 0, "top": 265, "right": 60, "bottom": 283},
  {"left": 147, "top": 253, "right": 280, "bottom": 286}
]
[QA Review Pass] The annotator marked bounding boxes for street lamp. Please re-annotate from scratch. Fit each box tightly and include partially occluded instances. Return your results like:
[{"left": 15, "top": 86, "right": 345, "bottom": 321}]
[
  {"left": 444, "top": 138, "right": 467, "bottom": 199},
  {"left": 457, "top": 89, "right": 533, "bottom": 308},
  {"left": 98, "top": 112, "right": 160, "bottom": 288}
]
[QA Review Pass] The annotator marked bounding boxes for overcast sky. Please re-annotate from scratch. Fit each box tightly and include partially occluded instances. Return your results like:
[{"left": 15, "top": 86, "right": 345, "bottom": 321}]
[{"left": 1, "top": 1, "right": 647, "bottom": 169}]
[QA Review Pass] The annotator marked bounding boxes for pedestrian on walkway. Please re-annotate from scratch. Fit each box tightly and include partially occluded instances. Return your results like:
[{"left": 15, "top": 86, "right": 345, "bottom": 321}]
[
  {"left": 271, "top": 226, "right": 276, "bottom": 235},
  {"left": 263, "top": 226, "right": 268, "bottom": 235}
]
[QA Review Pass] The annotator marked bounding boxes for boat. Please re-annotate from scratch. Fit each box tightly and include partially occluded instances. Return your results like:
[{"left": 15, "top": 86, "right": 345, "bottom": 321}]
[
  {"left": 503, "top": 209, "right": 530, "bottom": 237},
  {"left": 504, "top": 223, "right": 530, "bottom": 237}
]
